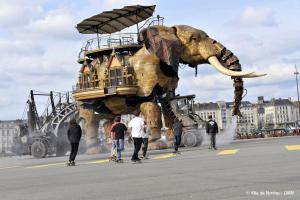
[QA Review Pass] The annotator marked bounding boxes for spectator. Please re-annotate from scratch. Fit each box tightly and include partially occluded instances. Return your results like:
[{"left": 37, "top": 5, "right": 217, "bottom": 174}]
[
  {"left": 128, "top": 110, "right": 145, "bottom": 162},
  {"left": 111, "top": 116, "right": 127, "bottom": 162},
  {"left": 206, "top": 115, "right": 219, "bottom": 150},
  {"left": 67, "top": 119, "right": 82, "bottom": 166},
  {"left": 172, "top": 118, "right": 183, "bottom": 154}
]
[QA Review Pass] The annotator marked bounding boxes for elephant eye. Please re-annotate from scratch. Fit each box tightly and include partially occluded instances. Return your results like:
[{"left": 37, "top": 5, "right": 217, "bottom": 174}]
[{"left": 190, "top": 37, "right": 197, "bottom": 42}]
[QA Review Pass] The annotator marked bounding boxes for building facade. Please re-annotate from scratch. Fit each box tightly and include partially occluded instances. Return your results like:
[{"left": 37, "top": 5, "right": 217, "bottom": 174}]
[
  {"left": 194, "top": 96, "right": 300, "bottom": 135},
  {"left": 194, "top": 102, "right": 223, "bottom": 129},
  {"left": 263, "top": 98, "right": 298, "bottom": 128},
  {"left": 0, "top": 120, "right": 21, "bottom": 153},
  {"left": 225, "top": 101, "right": 258, "bottom": 134}
]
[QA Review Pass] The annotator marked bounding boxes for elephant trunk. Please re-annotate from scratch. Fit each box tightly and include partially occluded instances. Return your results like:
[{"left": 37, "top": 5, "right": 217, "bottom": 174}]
[
  {"left": 211, "top": 40, "right": 245, "bottom": 116},
  {"left": 232, "top": 78, "right": 243, "bottom": 116}
]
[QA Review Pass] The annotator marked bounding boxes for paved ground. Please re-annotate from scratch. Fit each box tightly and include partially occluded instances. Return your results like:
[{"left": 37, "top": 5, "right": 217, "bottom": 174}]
[{"left": 0, "top": 136, "right": 300, "bottom": 200}]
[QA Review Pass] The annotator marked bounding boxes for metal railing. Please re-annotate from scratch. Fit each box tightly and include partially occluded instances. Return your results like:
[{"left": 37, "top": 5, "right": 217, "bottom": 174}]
[
  {"left": 78, "top": 16, "right": 164, "bottom": 61},
  {"left": 78, "top": 33, "right": 138, "bottom": 60},
  {"left": 138, "top": 15, "right": 164, "bottom": 31}
]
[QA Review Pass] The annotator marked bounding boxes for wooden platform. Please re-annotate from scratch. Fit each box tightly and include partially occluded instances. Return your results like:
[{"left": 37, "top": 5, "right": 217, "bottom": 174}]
[{"left": 72, "top": 86, "right": 138, "bottom": 101}]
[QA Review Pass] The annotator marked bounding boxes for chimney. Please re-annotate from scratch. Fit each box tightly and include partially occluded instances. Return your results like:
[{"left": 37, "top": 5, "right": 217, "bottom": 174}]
[{"left": 258, "top": 96, "right": 264, "bottom": 104}]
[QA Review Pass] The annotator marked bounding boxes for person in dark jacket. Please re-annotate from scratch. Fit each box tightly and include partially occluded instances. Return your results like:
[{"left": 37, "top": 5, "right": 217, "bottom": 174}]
[
  {"left": 67, "top": 118, "right": 82, "bottom": 165},
  {"left": 172, "top": 119, "right": 183, "bottom": 154},
  {"left": 206, "top": 115, "right": 218, "bottom": 150}
]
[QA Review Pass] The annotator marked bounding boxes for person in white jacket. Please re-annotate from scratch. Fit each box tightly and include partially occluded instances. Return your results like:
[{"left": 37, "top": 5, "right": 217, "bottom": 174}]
[{"left": 128, "top": 110, "right": 145, "bottom": 162}]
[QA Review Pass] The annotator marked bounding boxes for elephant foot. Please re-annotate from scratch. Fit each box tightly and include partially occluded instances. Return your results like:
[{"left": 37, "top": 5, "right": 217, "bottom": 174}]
[{"left": 148, "top": 139, "right": 169, "bottom": 150}]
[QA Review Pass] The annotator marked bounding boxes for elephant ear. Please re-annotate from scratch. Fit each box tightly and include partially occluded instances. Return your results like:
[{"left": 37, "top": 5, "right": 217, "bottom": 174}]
[{"left": 139, "top": 26, "right": 182, "bottom": 72}]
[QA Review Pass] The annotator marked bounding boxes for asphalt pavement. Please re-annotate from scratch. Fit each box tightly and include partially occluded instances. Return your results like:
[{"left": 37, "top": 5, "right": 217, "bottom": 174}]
[{"left": 0, "top": 136, "right": 300, "bottom": 200}]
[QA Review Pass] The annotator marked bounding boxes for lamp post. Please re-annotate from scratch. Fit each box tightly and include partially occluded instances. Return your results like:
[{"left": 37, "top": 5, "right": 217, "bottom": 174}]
[{"left": 294, "top": 64, "right": 300, "bottom": 127}]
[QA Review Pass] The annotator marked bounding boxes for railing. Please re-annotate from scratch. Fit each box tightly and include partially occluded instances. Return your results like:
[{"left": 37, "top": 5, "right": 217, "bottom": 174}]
[
  {"left": 72, "top": 74, "right": 137, "bottom": 92},
  {"left": 78, "top": 33, "right": 138, "bottom": 60},
  {"left": 138, "top": 15, "right": 164, "bottom": 31},
  {"left": 86, "top": 33, "right": 138, "bottom": 51},
  {"left": 78, "top": 16, "right": 164, "bottom": 61}
]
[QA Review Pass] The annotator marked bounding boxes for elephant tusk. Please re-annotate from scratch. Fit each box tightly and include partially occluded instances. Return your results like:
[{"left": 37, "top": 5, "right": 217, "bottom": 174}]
[
  {"left": 241, "top": 72, "right": 267, "bottom": 78},
  {"left": 208, "top": 56, "right": 254, "bottom": 77},
  {"left": 208, "top": 56, "right": 266, "bottom": 78}
]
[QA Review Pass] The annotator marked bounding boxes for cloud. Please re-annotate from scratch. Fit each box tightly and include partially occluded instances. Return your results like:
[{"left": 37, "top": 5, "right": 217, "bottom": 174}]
[
  {"left": 0, "top": 72, "right": 13, "bottom": 88},
  {"left": 238, "top": 6, "right": 277, "bottom": 27},
  {"left": 22, "top": 9, "right": 78, "bottom": 40},
  {"left": 0, "top": 96, "right": 10, "bottom": 107},
  {"left": 0, "top": 39, "right": 45, "bottom": 56},
  {"left": 246, "top": 63, "right": 295, "bottom": 87},
  {"left": 0, "top": 1, "right": 43, "bottom": 28},
  {"left": 99, "top": 0, "right": 153, "bottom": 9}
]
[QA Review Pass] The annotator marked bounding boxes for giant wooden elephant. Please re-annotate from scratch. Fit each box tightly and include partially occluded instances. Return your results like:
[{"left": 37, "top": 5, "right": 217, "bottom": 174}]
[{"left": 73, "top": 25, "right": 265, "bottom": 153}]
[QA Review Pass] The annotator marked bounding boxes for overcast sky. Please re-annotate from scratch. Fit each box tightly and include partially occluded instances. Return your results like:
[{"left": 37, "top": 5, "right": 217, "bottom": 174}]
[{"left": 0, "top": 0, "right": 299, "bottom": 120}]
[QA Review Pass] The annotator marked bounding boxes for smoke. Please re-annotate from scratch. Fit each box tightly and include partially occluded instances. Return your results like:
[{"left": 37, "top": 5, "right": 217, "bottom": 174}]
[
  {"left": 217, "top": 116, "right": 237, "bottom": 145},
  {"left": 202, "top": 116, "right": 237, "bottom": 146}
]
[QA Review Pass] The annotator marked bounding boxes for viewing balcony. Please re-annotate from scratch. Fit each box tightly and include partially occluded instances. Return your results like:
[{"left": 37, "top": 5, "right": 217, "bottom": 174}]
[
  {"left": 72, "top": 66, "right": 138, "bottom": 101},
  {"left": 78, "top": 16, "right": 164, "bottom": 62}
]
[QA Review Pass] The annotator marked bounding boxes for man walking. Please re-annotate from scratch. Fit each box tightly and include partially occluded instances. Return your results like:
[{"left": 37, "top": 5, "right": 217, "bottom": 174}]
[
  {"left": 111, "top": 116, "right": 127, "bottom": 162},
  {"left": 206, "top": 115, "right": 218, "bottom": 150},
  {"left": 67, "top": 119, "right": 82, "bottom": 166},
  {"left": 128, "top": 110, "right": 145, "bottom": 162},
  {"left": 141, "top": 125, "right": 150, "bottom": 159},
  {"left": 172, "top": 118, "right": 183, "bottom": 154}
]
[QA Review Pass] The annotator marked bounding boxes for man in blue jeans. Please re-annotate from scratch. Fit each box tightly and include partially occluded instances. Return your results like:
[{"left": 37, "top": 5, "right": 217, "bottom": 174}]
[{"left": 111, "top": 116, "right": 127, "bottom": 162}]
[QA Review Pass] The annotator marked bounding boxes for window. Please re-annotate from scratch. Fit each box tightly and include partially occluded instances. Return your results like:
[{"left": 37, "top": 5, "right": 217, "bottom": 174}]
[
  {"left": 109, "top": 68, "right": 122, "bottom": 86},
  {"left": 126, "top": 67, "right": 134, "bottom": 85}
]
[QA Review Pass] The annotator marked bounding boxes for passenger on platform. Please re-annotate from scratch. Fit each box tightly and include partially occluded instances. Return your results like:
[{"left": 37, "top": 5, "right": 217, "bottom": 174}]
[
  {"left": 67, "top": 119, "right": 82, "bottom": 166},
  {"left": 128, "top": 110, "right": 145, "bottom": 162},
  {"left": 206, "top": 115, "right": 219, "bottom": 150},
  {"left": 111, "top": 116, "right": 127, "bottom": 162},
  {"left": 172, "top": 118, "right": 183, "bottom": 154}
]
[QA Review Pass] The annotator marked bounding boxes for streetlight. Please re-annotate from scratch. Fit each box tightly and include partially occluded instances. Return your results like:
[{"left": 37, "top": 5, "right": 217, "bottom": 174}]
[{"left": 294, "top": 64, "right": 300, "bottom": 127}]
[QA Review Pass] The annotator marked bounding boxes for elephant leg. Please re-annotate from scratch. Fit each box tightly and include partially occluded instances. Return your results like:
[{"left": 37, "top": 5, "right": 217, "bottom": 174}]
[
  {"left": 79, "top": 108, "right": 100, "bottom": 154},
  {"left": 162, "top": 111, "right": 174, "bottom": 140},
  {"left": 140, "top": 102, "right": 167, "bottom": 150}
]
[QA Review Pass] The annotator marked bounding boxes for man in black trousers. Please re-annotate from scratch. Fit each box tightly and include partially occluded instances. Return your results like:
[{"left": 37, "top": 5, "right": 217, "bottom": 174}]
[
  {"left": 128, "top": 110, "right": 145, "bottom": 162},
  {"left": 206, "top": 115, "right": 219, "bottom": 150},
  {"left": 67, "top": 119, "right": 82, "bottom": 166},
  {"left": 172, "top": 118, "right": 183, "bottom": 154}
]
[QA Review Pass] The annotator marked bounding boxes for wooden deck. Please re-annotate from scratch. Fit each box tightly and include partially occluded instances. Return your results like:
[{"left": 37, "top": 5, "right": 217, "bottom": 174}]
[{"left": 72, "top": 86, "right": 138, "bottom": 101}]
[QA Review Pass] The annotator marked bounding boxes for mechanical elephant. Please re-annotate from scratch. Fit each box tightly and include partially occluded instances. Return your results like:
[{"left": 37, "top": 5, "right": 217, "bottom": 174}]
[
  {"left": 77, "top": 25, "right": 266, "bottom": 153},
  {"left": 137, "top": 25, "right": 265, "bottom": 116}
]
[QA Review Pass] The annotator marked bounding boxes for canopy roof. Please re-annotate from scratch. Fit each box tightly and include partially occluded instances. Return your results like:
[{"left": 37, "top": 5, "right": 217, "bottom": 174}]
[{"left": 76, "top": 5, "right": 156, "bottom": 34}]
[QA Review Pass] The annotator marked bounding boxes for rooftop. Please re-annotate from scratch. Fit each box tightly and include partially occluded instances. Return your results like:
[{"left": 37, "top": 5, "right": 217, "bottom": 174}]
[{"left": 265, "top": 98, "right": 294, "bottom": 107}]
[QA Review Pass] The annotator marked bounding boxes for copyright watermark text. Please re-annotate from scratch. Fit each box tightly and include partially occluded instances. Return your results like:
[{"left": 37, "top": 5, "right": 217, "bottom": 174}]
[{"left": 246, "top": 190, "right": 295, "bottom": 197}]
